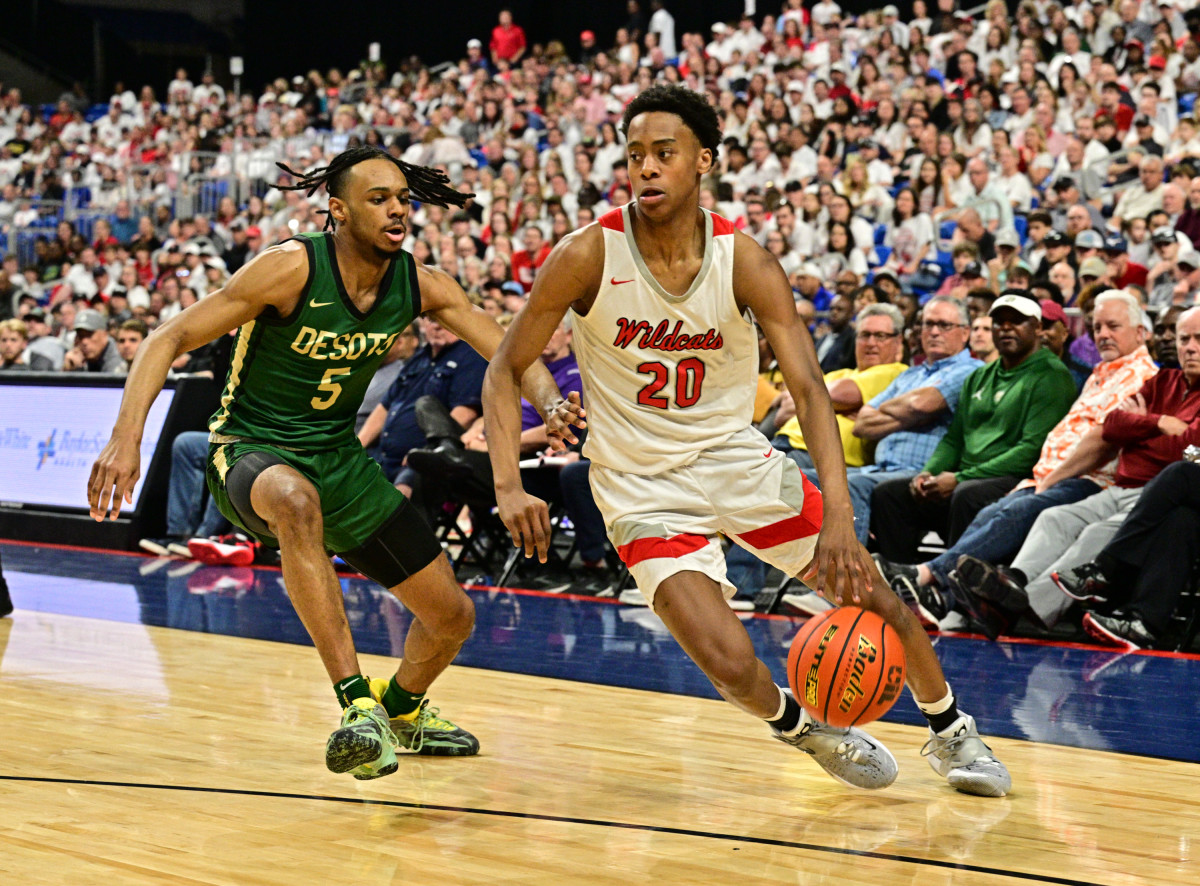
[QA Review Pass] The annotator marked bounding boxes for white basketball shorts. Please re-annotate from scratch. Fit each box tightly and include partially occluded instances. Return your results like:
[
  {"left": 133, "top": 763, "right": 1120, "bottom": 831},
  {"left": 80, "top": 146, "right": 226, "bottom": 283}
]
[{"left": 588, "top": 426, "right": 823, "bottom": 606}]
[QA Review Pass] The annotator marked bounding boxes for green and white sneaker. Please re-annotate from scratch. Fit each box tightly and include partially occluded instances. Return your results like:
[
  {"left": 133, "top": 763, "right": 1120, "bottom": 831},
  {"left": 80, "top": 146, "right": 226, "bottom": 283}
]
[
  {"left": 369, "top": 677, "right": 480, "bottom": 756},
  {"left": 325, "top": 697, "right": 399, "bottom": 780}
]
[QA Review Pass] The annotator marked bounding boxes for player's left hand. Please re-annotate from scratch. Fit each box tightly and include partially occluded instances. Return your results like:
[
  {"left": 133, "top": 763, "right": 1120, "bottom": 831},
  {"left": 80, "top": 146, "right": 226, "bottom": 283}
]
[
  {"left": 802, "top": 517, "right": 874, "bottom": 606},
  {"left": 544, "top": 391, "right": 587, "bottom": 452}
]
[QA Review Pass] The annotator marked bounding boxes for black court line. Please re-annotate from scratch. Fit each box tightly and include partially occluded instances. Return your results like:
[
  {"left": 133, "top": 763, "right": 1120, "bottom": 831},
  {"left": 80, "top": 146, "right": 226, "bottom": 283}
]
[{"left": 0, "top": 774, "right": 1106, "bottom": 886}]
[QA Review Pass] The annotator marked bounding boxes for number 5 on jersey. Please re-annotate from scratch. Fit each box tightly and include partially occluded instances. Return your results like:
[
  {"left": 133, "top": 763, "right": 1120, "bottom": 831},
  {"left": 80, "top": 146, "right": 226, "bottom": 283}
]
[
  {"left": 636, "top": 358, "right": 705, "bottom": 409},
  {"left": 313, "top": 366, "right": 351, "bottom": 409}
]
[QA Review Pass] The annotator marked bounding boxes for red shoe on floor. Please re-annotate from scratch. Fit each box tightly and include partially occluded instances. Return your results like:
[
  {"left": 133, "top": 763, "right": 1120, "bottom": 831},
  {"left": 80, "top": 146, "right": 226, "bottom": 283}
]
[{"left": 187, "top": 534, "right": 258, "bottom": 567}]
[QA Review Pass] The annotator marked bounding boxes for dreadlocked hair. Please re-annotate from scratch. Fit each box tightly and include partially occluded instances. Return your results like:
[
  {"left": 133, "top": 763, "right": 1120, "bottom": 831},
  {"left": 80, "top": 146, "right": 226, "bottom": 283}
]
[
  {"left": 275, "top": 145, "right": 473, "bottom": 231},
  {"left": 620, "top": 83, "right": 722, "bottom": 163}
]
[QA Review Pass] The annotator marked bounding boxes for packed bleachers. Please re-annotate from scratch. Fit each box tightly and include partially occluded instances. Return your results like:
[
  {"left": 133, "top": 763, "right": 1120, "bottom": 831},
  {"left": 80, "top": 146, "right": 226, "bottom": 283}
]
[{"left": 3, "top": 0, "right": 1200, "bottom": 650}]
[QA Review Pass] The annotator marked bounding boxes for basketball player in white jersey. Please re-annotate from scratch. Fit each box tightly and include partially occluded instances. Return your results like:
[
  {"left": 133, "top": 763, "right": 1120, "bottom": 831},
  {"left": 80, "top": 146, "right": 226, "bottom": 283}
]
[{"left": 484, "top": 85, "right": 1010, "bottom": 796}]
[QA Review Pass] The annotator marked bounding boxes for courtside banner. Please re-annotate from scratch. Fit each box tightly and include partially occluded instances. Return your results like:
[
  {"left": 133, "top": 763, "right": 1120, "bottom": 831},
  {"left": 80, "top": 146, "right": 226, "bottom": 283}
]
[{"left": 0, "top": 385, "right": 174, "bottom": 510}]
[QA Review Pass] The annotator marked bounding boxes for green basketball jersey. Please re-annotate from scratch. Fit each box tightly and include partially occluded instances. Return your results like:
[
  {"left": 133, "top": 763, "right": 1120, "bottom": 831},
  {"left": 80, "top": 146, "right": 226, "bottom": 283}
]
[{"left": 209, "top": 231, "right": 421, "bottom": 450}]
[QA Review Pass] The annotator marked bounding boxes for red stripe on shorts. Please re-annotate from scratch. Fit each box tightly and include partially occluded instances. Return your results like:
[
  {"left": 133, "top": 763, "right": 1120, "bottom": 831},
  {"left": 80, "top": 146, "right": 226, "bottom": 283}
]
[
  {"left": 617, "top": 533, "right": 708, "bottom": 567},
  {"left": 735, "top": 474, "right": 823, "bottom": 550}
]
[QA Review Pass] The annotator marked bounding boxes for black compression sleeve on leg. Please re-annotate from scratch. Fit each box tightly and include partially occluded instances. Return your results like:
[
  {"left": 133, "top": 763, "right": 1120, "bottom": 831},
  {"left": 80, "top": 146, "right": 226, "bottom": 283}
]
[{"left": 338, "top": 498, "right": 444, "bottom": 589}]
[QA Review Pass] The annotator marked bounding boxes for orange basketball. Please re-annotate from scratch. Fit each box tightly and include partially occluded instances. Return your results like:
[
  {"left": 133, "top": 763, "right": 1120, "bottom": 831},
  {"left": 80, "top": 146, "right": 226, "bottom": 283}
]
[{"left": 787, "top": 606, "right": 906, "bottom": 728}]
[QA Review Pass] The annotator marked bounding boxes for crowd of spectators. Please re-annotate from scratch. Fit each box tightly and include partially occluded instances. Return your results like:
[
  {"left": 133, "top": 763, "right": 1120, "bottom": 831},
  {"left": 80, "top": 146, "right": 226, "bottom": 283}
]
[{"left": 2, "top": 0, "right": 1200, "bottom": 648}]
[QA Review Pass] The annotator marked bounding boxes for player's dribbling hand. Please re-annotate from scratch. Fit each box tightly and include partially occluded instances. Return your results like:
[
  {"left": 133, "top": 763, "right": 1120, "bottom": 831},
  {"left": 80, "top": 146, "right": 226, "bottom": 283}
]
[
  {"left": 802, "top": 519, "right": 873, "bottom": 606},
  {"left": 88, "top": 435, "right": 141, "bottom": 521},
  {"left": 544, "top": 391, "right": 587, "bottom": 452},
  {"left": 496, "top": 488, "right": 553, "bottom": 563}
]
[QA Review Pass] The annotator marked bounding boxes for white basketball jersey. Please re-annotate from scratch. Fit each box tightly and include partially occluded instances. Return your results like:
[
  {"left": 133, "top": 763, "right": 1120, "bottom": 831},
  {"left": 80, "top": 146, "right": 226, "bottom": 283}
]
[{"left": 572, "top": 205, "right": 758, "bottom": 475}]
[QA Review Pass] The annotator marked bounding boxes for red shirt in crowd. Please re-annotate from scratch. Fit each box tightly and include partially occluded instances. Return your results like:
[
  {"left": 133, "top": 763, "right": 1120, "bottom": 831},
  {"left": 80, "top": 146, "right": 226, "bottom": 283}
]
[
  {"left": 490, "top": 24, "right": 527, "bottom": 63},
  {"left": 510, "top": 243, "right": 551, "bottom": 292},
  {"left": 1103, "top": 369, "right": 1200, "bottom": 487},
  {"left": 1114, "top": 262, "right": 1149, "bottom": 289}
]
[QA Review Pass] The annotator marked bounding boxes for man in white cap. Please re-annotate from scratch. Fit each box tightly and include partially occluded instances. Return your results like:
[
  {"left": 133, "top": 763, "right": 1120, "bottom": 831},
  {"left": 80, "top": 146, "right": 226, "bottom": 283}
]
[
  {"left": 882, "top": 290, "right": 1158, "bottom": 632},
  {"left": 706, "top": 23, "right": 736, "bottom": 65},
  {"left": 1171, "top": 249, "right": 1200, "bottom": 305},
  {"left": 466, "top": 38, "right": 488, "bottom": 72},
  {"left": 881, "top": 4, "right": 908, "bottom": 48},
  {"left": 950, "top": 304, "right": 1200, "bottom": 639},
  {"left": 792, "top": 261, "right": 834, "bottom": 311},
  {"left": 870, "top": 293, "right": 1077, "bottom": 566}
]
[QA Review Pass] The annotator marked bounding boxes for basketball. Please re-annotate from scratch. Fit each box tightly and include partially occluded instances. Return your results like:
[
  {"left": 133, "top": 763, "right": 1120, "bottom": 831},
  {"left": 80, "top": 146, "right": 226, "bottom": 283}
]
[{"left": 787, "top": 606, "right": 906, "bottom": 728}]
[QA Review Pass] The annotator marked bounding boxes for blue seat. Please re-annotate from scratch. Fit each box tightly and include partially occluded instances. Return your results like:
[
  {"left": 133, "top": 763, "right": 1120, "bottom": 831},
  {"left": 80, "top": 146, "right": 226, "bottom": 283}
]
[
  {"left": 939, "top": 221, "right": 957, "bottom": 240},
  {"left": 1181, "top": 94, "right": 1197, "bottom": 115},
  {"left": 469, "top": 148, "right": 488, "bottom": 170},
  {"left": 936, "top": 250, "right": 954, "bottom": 278},
  {"left": 874, "top": 223, "right": 887, "bottom": 246},
  {"left": 873, "top": 245, "right": 892, "bottom": 266},
  {"left": 1014, "top": 216, "right": 1028, "bottom": 244}
]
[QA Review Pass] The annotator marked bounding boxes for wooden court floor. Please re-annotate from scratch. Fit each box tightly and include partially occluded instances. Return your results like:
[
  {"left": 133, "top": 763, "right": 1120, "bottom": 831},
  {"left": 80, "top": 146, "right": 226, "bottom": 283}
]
[{"left": 1, "top": 610, "right": 1196, "bottom": 886}]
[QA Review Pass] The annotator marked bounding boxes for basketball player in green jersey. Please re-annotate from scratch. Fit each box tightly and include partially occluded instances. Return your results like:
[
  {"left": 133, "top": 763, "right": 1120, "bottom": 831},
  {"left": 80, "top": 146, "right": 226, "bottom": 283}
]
[{"left": 88, "top": 146, "right": 583, "bottom": 780}]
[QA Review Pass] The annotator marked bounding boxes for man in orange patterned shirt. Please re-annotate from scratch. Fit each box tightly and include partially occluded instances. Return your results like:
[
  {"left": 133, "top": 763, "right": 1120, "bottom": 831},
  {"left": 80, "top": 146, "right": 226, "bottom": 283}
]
[{"left": 881, "top": 290, "right": 1158, "bottom": 626}]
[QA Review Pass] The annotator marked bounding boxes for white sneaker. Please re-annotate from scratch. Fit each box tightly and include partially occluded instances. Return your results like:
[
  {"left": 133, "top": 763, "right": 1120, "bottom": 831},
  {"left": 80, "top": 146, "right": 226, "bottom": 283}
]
[
  {"left": 921, "top": 713, "right": 1011, "bottom": 797},
  {"left": 728, "top": 597, "right": 756, "bottom": 612},
  {"left": 783, "top": 590, "right": 834, "bottom": 616},
  {"left": 773, "top": 693, "right": 898, "bottom": 790}
]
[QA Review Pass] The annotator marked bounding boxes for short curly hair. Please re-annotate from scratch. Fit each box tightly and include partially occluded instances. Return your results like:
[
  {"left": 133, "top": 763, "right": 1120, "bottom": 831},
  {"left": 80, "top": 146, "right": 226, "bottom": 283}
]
[{"left": 620, "top": 84, "right": 722, "bottom": 163}]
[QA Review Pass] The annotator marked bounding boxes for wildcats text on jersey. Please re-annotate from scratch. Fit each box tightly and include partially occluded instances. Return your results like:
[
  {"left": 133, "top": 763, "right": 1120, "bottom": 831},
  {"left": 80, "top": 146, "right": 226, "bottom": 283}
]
[{"left": 613, "top": 318, "right": 723, "bottom": 352}]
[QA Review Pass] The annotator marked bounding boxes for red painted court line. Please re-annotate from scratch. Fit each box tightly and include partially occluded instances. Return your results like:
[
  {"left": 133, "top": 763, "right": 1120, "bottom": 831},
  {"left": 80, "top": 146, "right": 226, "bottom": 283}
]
[{"left": 4, "top": 538, "right": 1199, "bottom": 660}]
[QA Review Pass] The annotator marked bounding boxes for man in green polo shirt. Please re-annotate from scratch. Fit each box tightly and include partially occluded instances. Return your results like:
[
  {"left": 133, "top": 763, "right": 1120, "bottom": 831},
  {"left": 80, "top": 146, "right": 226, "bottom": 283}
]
[{"left": 868, "top": 293, "right": 1078, "bottom": 562}]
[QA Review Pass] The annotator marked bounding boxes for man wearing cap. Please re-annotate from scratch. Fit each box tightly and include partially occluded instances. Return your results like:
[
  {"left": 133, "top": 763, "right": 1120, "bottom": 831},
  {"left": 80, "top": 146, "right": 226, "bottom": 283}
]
[
  {"left": 1112, "top": 155, "right": 1165, "bottom": 232},
  {"left": 1073, "top": 227, "right": 1105, "bottom": 264},
  {"left": 951, "top": 303, "right": 1200, "bottom": 638},
  {"left": 1039, "top": 299, "right": 1093, "bottom": 392},
  {"left": 1168, "top": 249, "right": 1200, "bottom": 306},
  {"left": 987, "top": 230, "right": 1024, "bottom": 293},
  {"left": 1127, "top": 114, "right": 1165, "bottom": 158},
  {"left": 578, "top": 30, "right": 598, "bottom": 66},
  {"left": 870, "top": 294, "right": 1078, "bottom": 566},
  {"left": 793, "top": 262, "right": 833, "bottom": 312},
  {"left": 20, "top": 308, "right": 64, "bottom": 370},
  {"left": 1147, "top": 225, "right": 1188, "bottom": 308},
  {"left": 884, "top": 290, "right": 1159, "bottom": 632},
  {"left": 62, "top": 308, "right": 123, "bottom": 373},
  {"left": 706, "top": 23, "right": 736, "bottom": 65},
  {"left": 1054, "top": 176, "right": 1106, "bottom": 233},
  {"left": 1104, "top": 234, "right": 1148, "bottom": 289},
  {"left": 1073, "top": 255, "right": 1104, "bottom": 294}
]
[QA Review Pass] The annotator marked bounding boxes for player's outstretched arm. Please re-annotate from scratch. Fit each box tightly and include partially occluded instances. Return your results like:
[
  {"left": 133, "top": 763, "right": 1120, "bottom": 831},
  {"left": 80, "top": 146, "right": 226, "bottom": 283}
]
[
  {"left": 88, "top": 242, "right": 309, "bottom": 521},
  {"left": 483, "top": 226, "right": 600, "bottom": 562},
  {"left": 416, "top": 263, "right": 584, "bottom": 448},
  {"left": 732, "top": 232, "right": 874, "bottom": 604}
]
